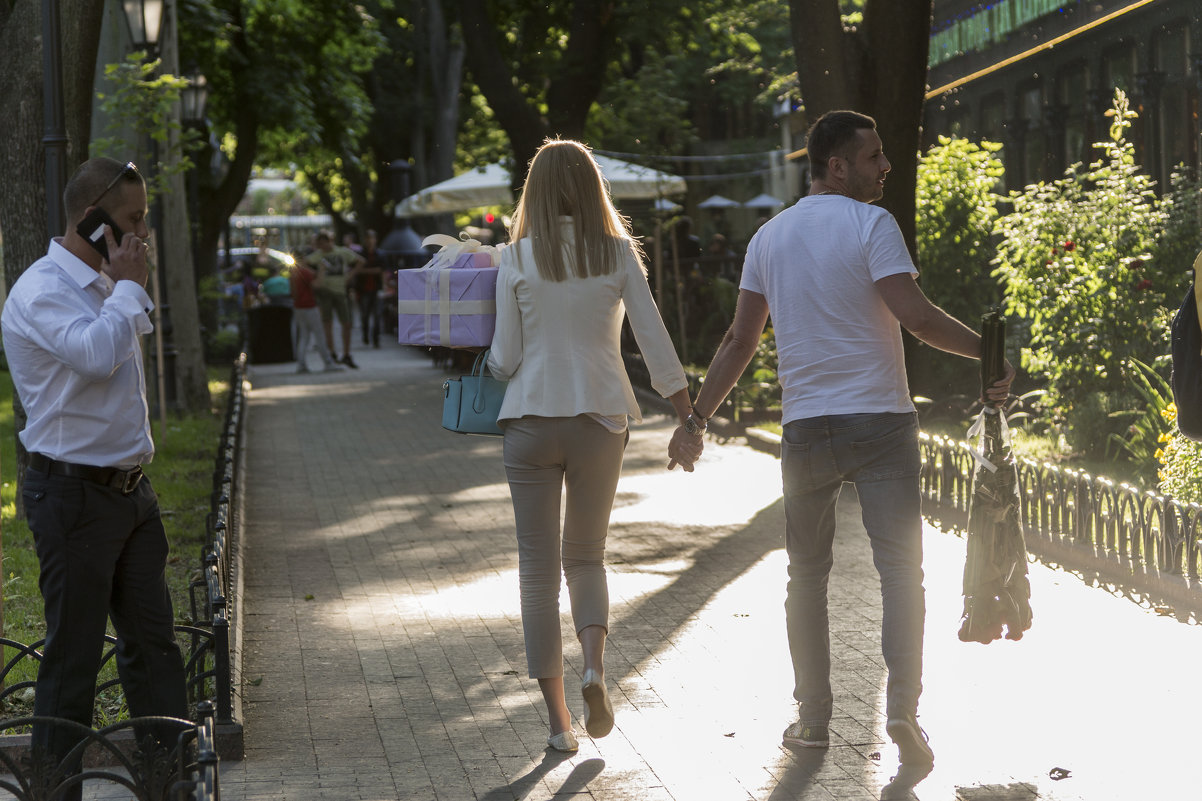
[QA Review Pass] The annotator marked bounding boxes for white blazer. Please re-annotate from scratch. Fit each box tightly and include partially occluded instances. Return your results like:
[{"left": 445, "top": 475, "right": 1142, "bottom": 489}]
[{"left": 487, "top": 219, "right": 687, "bottom": 424}]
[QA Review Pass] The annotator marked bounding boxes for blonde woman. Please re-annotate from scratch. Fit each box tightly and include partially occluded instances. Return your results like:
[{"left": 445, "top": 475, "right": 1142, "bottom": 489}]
[{"left": 488, "top": 140, "right": 698, "bottom": 752}]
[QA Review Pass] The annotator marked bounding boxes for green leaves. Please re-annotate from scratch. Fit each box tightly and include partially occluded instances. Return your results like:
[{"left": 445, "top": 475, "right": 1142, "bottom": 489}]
[
  {"left": 992, "top": 88, "right": 1176, "bottom": 458},
  {"left": 92, "top": 53, "right": 199, "bottom": 203}
]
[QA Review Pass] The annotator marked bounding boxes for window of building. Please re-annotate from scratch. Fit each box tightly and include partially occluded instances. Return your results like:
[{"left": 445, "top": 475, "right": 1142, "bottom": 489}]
[
  {"left": 980, "top": 92, "right": 1008, "bottom": 192},
  {"left": 1154, "top": 23, "right": 1194, "bottom": 181},
  {"left": 1019, "top": 81, "right": 1047, "bottom": 184},
  {"left": 1057, "top": 62, "right": 1090, "bottom": 168},
  {"left": 1102, "top": 43, "right": 1136, "bottom": 96}
]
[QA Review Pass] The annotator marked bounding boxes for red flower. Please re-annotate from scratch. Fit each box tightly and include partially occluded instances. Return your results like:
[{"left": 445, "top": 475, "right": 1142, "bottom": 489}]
[
  {"left": 1136, "top": 279, "right": 1153, "bottom": 291},
  {"left": 1064, "top": 240, "right": 1076, "bottom": 251},
  {"left": 1051, "top": 247, "right": 1059, "bottom": 257},
  {"left": 1130, "top": 259, "right": 1144, "bottom": 271}
]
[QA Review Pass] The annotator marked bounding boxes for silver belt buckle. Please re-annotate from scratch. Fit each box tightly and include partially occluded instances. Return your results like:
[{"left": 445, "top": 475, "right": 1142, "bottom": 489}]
[{"left": 121, "top": 467, "right": 144, "bottom": 494}]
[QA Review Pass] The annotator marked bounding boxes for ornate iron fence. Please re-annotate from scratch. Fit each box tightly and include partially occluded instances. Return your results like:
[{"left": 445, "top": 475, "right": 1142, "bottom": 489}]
[
  {"left": 0, "top": 702, "right": 218, "bottom": 800},
  {"left": 918, "top": 431, "right": 1202, "bottom": 615}
]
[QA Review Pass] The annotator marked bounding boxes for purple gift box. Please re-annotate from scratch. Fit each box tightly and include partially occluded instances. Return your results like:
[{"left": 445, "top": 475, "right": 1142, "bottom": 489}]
[{"left": 397, "top": 252, "right": 497, "bottom": 347}]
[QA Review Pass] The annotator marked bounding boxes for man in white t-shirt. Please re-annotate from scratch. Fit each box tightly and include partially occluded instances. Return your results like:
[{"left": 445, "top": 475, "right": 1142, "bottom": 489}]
[{"left": 668, "top": 110, "right": 1013, "bottom": 792}]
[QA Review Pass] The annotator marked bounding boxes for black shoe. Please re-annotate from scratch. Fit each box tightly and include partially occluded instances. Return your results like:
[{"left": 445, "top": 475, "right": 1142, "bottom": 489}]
[
  {"left": 782, "top": 720, "right": 829, "bottom": 748},
  {"left": 342, "top": 354, "right": 359, "bottom": 369},
  {"left": 886, "top": 715, "right": 934, "bottom": 767}
]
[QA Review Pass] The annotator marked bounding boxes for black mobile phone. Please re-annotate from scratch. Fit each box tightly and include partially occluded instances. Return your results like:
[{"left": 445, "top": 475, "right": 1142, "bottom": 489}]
[{"left": 76, "top": 208, "right": 125, "bottom": 261}]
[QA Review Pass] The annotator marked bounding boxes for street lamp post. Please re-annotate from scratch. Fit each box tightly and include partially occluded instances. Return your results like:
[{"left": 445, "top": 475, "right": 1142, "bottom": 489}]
[
  {"left": 180, "top": 67, "right": 208, "bottom": 265},
  {"left": 41, "top": 0, "right": 68, "bottom": 237}
]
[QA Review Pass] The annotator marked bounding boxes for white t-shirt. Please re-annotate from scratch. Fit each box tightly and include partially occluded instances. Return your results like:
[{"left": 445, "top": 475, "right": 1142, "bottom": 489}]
[{"left": 740, "top": 195, "right": 917, "bottom": 423}]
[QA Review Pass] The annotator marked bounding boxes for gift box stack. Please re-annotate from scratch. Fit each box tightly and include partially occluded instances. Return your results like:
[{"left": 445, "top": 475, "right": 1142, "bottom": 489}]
[{"left": 397, "top": 234, "right": 502, "bottom": 348}]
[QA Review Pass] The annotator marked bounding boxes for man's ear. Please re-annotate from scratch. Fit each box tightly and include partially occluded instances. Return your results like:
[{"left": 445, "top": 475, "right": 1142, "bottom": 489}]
[{"left": 827, "top": 154, "right": 846, "bottom": 181}]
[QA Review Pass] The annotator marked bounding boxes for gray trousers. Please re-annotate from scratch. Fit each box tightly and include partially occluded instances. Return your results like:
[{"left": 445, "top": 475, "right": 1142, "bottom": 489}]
[
  {"left": 293, "top": 305, "right": 335, "bottom": 368},
  {"left": 502, "top": 416, "right": 627, "bottom": 678}
]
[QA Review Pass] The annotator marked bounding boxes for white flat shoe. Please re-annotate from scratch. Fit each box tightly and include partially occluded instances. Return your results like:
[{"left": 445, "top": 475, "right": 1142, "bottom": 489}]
[
  {"left": 581, "top": 668, "right": 614, "bottom": 738},
  {"left": 546, "top": 729, "right": 579, "bottom": 752}
]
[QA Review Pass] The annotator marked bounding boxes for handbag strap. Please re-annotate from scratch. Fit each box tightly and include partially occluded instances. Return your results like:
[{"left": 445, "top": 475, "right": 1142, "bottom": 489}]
[{"left": 472, "top": 348, "right": 491, "bottom": 378}]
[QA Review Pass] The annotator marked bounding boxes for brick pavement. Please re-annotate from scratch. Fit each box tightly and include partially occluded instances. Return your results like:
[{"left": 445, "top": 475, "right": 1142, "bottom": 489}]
[{"left": 214, "top": 337, "right": 1202, "bottom": 801}]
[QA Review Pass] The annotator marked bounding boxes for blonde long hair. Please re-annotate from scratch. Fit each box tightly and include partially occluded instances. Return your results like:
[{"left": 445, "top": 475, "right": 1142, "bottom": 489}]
[{"left": 509, "top": 139, "right": 643, "bottom": 281}]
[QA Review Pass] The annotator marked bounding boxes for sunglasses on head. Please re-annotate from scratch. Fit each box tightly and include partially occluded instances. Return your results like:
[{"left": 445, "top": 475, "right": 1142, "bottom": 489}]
[{"left": 88, "top": 162, "right": 141, "bottom": 209}]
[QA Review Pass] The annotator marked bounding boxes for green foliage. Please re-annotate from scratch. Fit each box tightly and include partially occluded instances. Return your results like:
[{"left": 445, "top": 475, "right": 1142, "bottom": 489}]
[
  {"left": 916, "top": 136, "right": 1005, "bottom": 320},
  {"left": 912, "top": 136, "right": 1005, "bottom": 395},
  {"left": 457, "top": 89, "right": 513, "bottom": 172},
  {"left": 1107, "top": 359, "right": 1174, "bottom": 483},
  {"left": 1155, "top": 167, "right": 1202, "bottom": 280},
  {"left": 1158, "top": 404, "right": 1202, "bottom": 504},
  {"left": 993, "top": 89, "right": 1172, "bottom": 457},
  {"left": 587, "top": 52, "right": 696, "bottom": 155},
  {"left": 735, "top": 328, "right": 779, "bottom": 415},
  {"left": 92, "top": 53, "right": 198, "bottom": 201},
  {"left": 179, "top": 0, "right": 384, "bottom": 211}
]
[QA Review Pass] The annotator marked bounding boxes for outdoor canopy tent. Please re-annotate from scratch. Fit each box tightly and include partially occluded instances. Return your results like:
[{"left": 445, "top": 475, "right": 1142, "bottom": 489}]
[{"left": 397, "top": 155, "right": 686, "bottom": 216}]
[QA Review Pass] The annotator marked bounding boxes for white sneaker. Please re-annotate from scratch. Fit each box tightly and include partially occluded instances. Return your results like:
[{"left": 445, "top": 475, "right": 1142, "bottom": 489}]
[
  {"left": 546, "top": 729, "right": 579, "bottom": 752},
  {"left": 581, "top": 668, "right": 613, "bottom": 738}
]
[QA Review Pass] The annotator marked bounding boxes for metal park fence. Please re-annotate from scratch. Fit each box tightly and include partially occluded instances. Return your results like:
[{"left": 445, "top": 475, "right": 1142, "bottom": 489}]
[{"left": 918, "top": 431, "right": 1202, "bottom": 617}]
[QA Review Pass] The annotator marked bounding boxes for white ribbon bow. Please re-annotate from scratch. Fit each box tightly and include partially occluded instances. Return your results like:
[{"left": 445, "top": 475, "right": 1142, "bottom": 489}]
[
  {"left": 964, "top": 406, "right": 1012, "bottom": 473},
  {"left": 421, "top": 232, "right": 504, "bottom": 269}
]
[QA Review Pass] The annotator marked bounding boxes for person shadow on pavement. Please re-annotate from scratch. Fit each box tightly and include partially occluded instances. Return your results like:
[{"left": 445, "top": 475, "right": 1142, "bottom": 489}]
[
  {"left": 480, "top": 755, "right": 604, "bottom": 801},
  {"left": 766, "top": 746, "right": 827, "bottom": 801}
]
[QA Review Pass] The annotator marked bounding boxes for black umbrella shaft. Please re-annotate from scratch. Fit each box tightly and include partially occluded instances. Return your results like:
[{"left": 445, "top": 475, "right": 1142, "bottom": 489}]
[{"left": 981, "top": 310, "right": 1006, "bottom": 405}]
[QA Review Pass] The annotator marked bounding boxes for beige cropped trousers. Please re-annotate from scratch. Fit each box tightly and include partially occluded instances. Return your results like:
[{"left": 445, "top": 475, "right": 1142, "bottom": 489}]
[{"left": 502, "top": 415, "right": 628, "bottom": 679}]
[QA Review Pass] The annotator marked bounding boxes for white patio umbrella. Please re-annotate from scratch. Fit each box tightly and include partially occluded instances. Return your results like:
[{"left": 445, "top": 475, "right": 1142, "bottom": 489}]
[
  {"left": 744, "top": 192, "right": 786, "bottom": 209},
  {"left": 398, "top": 156, "right": 685, "bottom": 216},
  {"left": 697, "top": 194, "right": 742, "bottom": 209}
]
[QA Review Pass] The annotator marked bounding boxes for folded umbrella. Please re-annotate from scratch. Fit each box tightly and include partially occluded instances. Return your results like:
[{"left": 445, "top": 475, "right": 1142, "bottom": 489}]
[{"left": 958, "top": 310, "right": 1033, "bottom": 643}]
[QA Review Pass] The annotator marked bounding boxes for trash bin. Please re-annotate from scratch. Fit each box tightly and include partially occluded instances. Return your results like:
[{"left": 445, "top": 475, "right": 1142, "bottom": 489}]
[{"left": 247, "top": 305, "right": 294, "bottom": 364}]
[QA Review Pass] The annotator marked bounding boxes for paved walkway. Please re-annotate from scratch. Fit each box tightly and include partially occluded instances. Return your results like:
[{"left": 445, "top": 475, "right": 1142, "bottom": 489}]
[{"left": 215, "top": 337, "right": 1202, "bottom": 801}]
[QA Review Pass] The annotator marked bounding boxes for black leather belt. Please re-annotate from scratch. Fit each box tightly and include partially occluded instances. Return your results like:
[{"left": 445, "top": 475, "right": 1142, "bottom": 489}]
[{"left": 28, "top": 453, "right": 144, "bottom": 495}]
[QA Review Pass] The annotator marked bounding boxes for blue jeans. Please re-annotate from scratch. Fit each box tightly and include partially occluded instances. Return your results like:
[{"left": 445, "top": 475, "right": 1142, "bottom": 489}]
[{"left": 781, "top": 412, "right": 924, "bottom": 724}]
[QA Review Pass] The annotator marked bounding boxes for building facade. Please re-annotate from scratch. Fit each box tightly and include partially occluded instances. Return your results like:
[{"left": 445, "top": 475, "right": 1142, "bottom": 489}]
[{"left": 925, "top": 0, "right": 1201, "bottom": 192}]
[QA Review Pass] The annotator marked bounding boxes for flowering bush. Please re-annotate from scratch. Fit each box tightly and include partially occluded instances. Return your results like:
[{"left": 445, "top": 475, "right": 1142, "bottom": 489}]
[
  {"left": 993, "top": 89, "right": 1173, "bottom": 456},
  {"left": 1158, "top": 404, "right": 1202, "bottom": 504}
]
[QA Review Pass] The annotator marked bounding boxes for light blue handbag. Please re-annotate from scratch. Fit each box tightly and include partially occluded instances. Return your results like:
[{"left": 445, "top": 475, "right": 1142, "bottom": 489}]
[{"left": 442, "top": 349, "right": 506, "bottom": 436}]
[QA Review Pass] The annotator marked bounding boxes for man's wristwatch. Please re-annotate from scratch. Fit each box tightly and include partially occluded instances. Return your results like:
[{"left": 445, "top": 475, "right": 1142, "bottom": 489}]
[{"left": 683, "top": 413, "right": 707, "bottom": 437}]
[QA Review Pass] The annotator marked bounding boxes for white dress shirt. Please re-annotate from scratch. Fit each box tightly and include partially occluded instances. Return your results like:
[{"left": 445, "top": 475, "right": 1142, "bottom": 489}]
[
  {"left": 487, "top": 219, "right": 687, "bottom": 425},
  {"left": 1, "top": 239, "right": 155, "bottom": 468}
]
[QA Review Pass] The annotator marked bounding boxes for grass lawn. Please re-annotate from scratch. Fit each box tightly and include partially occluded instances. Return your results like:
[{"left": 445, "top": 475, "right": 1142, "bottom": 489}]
[{"left": 0, "top": 366, "right": 230, "bottom": 720}]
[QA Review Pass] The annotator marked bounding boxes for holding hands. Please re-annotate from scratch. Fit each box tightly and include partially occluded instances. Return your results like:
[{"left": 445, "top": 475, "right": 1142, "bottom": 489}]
[{"left": 667, "top": 408, "right": 707, "bottom": 472}]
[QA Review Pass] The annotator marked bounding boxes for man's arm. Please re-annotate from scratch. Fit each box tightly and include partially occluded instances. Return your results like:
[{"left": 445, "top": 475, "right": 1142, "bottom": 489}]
[
  {"left": 876, "top": 272, "right": 1014, "bottom": 401},
  {"left": 875, "top": 273, "right": 981, "bottom": 358},
  {"left": 691, "top": 289, "right": 771, "bottom": 418},
  {"left": 667, "top": 289, "right": 770, "bottom": 469}
]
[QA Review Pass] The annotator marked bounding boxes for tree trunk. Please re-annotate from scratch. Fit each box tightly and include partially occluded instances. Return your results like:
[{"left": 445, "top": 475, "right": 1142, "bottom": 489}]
[
  {"left": 864, "top": 0, "right": 933, "bottom": 263},
  {"left": 159, "top": 8, "right": 211, "bottom": 411},
  {"left": 459, "top": 0, "right": 546, "bottom": 188},
  {"left": 789, "top": 0, "right": 932, "bottom": 261},
  {"left": 426, "top": 0, "right": 463, "bottom": 186},
  {"left": 1, "top": 0, "right": 106, "bottom": 518}
]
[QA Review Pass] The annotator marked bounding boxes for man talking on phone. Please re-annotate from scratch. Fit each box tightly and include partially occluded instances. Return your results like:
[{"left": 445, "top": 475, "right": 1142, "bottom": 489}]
[{"left": 1, "top": 157, "right": 188, "bottom": 795}]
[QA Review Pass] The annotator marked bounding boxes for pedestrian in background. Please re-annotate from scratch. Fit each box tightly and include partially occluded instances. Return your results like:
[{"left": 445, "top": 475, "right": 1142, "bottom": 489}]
[
  {"left": 306, "top": 231, "right": 364, "bottom": 368},
  {"left": 290, "top": 249, "right": 341, "bottom": 373},
  {"left": 1, "top": 158, "right": 189, "bottom": 799},
  {"left": 488, "top": 139, "right": 699, "bottom": 753},
  {"left": 668, "top": 110, "right": 1014, "bottom": 793},
  {"left": 352, "top": 229, "right": 385, "bottom": 348}
]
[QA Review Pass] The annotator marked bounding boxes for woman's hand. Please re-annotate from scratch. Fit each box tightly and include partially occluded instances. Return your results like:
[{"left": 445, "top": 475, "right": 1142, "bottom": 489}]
[{"left": 667, "top": 426, "right": 703, "bottom": 472}]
